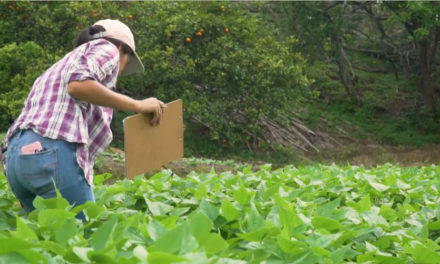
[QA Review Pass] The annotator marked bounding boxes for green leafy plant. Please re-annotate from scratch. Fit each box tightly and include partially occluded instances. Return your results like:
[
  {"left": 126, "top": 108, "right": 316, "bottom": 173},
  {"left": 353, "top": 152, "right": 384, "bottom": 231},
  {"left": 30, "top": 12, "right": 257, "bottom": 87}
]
[{"left": 2, "top": 163, "right": 440, "bottom": 263}]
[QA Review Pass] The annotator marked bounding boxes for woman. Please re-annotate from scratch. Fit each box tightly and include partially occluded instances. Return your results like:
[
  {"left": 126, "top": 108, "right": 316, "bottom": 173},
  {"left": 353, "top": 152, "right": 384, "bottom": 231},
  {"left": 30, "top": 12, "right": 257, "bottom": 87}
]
[{"left": 0, "top": 19, "right": 164, "bottom": 221}]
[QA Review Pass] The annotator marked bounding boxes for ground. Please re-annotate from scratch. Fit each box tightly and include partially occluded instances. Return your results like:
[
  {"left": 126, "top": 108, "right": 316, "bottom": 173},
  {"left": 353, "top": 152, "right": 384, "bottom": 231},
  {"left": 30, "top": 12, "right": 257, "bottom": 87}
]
[{"left": 95, "top": 142, "right": 440, "bottom": 185}]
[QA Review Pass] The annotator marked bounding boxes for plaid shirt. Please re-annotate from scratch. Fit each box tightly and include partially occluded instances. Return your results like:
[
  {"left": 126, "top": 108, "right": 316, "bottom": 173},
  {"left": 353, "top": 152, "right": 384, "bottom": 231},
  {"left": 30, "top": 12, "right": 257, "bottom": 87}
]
[{"left": 0, "top": 39, "right": 120, "bottom": 187}]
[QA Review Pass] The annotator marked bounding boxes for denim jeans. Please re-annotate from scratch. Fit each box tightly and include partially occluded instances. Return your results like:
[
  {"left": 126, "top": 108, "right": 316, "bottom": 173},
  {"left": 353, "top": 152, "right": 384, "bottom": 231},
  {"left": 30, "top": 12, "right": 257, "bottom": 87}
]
[{"left": 4, "top": 129, "right": 94, "bottom": 222}]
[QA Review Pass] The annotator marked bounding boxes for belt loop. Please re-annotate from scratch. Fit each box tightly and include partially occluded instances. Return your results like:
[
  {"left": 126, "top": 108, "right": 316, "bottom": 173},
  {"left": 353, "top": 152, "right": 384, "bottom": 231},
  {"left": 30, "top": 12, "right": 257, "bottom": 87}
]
[
  {"left": 16, "top": 130, "right": 23, "bottom": 139},
  {"left": 16, "top": 129, "right": 24, "bottom": 140}
]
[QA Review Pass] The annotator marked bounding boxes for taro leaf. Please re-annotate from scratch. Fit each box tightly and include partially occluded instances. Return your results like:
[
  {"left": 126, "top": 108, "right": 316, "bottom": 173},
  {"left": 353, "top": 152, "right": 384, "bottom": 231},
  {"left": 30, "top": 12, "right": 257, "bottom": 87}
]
[
  {"left": 198, "top": 198, "right": 219, "bottom": 222},
  {"left": 316, "top": 198, "right": 341, "bottom": 218},
  {"left": 0, "top": 219, "right": 8, "bottom": 231},
  {"left": 71, "top": 202, "right": 91, "bottom": 216},
  {"left": 331, "top": 245, "right": 349, "bottom": 263},
  {"left": 94, "top": 173, "right": 113, "bottom": 186},
  {"left": 277, "top": 234, "right": 308, "bottom": 254},
  {"left": 375, "top": 255, "right": 406, "bottom": 264},
  {"left": 90, "top": 214, "right": 118, "bottom": 251},
  {"left": 247, "top": 203, "right": 266, "bottom": 231},
  {"left": 307, "top": 233, "right": 342, "bottom": 248},
  {"left": 188, "top": 212, "right": 212, "bottom": 241},
  {"left": 351, "top": 194, "right": 371, "bottom": 213},
  {"left": 55, "top": 218, "right": 77, "bottom": 247},
  {"left": 88, "top": 251, "right": 119, "bottom": 264},
  {"left": 233, "top": 185, "right": 251, "bottom": 205},
  {"left": 413, "top": 243, "right": 440, "bottom": 264},
  {"left": 0, "top": 250, "right": 47, "bottom": 264},
  {"left": 436, "top": 203, "right": 440, "bottom": 220},
  {"left": 428, "top": 220, "right": 440, "bottom": 230},
  {"left": 147, "top": 218, "right": 168, "bottom": 241},
  {"left": 123, "top": 211, "right": 142, "bottom": 228},
  {"left": 155, "top": 222, "right": 198, "bottom": 254},
  {"left": 362, "top": 173, "right": 389, "bottom": 192},
  {"left": 169, "top": 207, "right": 190, "bottom": 216},
  {"left": 33, "top": 195, "right": 70, "bottom": 211},
  {"left": 159, "top": 216, "right": 179, "bottom": 230},
  {"left": 40, "top": 240, "right": 65, "bottom": 256},
  {"left": 0, "top": 237, "right": 39, "bottom": 255},
  {"left": 0, "top": 198, "right": 13, "bottom": 210},
  {"left": 0, "top": 252, "right": 28, "bottom": 264},
  {"left": 311, "top": 216, "right": 341, "bottom": 231},
  {"left": 144, "top": 197, "right": 173, "bottom": 216},
  {"left": 147, "top": 252, "right": 189, "bottom": 264},
  {"left": 133, "top": 245, "right": 148, "bottom": 261},
  {"left": 263, "top": 183, "right": 280, "bottom": 201},
  {"left": 198, "top": 233, "right": 229, "bottom": 255},
  {"left": 242, "top": 164, "right": 253, "bottom": 174},
  {"left": 237, "top": 226, "right": 280, "bottom": 242},
  {"left": 73, "top": 247, "right": 93, "bottom": 263},
  {"left": 220, "top": 199, "right": 240, "bottom": 222},
  {"left": 279, "top": 204, "right": 303, "bottom": 234},
  {"left": 15, "top": 216, "right": 38, "bottom": 243},
  {"left": 15, "top": 249, "right": 48, "bottom": 264},
  {"left": 37, "top": 209, "right": 76, "bottom": 230},
  {"left": 289, "top": 250, "right": 320, "bottom": 264}
]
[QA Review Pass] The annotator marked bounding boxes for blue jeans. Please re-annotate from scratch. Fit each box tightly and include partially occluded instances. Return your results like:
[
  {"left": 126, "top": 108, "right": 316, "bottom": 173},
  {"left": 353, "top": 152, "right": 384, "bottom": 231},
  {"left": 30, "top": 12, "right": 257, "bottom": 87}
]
[{"left": 4, "top": 129, "right": 94, "bottom": 222}]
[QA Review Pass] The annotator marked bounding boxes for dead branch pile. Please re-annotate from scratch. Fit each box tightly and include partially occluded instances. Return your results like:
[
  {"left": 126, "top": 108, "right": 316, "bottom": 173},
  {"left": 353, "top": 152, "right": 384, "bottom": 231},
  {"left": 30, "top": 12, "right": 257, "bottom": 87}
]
[{"left": 190, "top": 108, "right": 353, "bottom": 155}]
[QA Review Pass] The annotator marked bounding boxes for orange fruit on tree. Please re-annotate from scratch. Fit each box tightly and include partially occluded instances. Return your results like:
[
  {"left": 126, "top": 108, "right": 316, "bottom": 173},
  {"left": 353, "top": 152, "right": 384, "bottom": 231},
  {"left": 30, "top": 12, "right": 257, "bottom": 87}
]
[
  {"left": 185, "top": 37, "right": 191, "bottom": 43},
  {"left": 15, "top": 6, "right": 19, "bottom": 11},
  {"left": 200, "top": 29, "right": 204, "bottom": 33},
  {"left": 8, "top": 5, "right": 12, "bottom": 9},
  {"left": 128, "top": 15, "right": 133, "bottom": 19},
  {"left": 224, "top": 28, "right": 229, "bottom": 33},
  {"left": 196, "top": 31, "right": 202, "bottom": 37},
  {"left": 93, "top": 13, "right": 98, "bottom": 18},
  {"left": 222, "top": 139, "right": 227, "bottom": 143}
]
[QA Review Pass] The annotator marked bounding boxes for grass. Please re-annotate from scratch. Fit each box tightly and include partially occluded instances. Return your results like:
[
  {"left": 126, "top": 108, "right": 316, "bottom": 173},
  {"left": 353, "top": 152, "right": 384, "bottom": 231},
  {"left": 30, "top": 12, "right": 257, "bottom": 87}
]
[{"left": 2, "top": 162, "right": 440, "bottom": 263}]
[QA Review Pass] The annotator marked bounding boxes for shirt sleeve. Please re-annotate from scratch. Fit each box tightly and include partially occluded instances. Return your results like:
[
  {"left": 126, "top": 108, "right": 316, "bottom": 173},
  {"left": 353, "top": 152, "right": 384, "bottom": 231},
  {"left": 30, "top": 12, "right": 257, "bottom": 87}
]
[{"left": 67, "top": 39, "right": 120, "bottom": 84}]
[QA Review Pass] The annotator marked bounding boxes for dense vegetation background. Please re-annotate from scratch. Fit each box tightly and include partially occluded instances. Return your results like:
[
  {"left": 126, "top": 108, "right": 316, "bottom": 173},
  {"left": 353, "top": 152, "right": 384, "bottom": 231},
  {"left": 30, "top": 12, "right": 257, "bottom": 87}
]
[
  {"left": 1, "top": 0, "right": 440, "bottom": 167},
  {"left": 4, "top": 2, "right": 440, "bottom": 263}
]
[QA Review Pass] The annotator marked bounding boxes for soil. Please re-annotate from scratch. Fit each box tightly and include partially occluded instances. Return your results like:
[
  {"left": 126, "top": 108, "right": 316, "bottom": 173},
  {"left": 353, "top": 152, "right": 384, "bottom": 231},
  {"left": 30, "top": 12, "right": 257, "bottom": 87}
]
[{"left": 94, "top": 144, "right": 440, "bottom": 185}]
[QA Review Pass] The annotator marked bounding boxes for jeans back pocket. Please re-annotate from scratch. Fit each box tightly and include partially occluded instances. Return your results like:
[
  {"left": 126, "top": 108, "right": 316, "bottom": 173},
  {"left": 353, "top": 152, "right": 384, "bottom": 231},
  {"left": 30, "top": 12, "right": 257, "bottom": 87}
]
[{"left": 19, "top": 148, "right": 59, "bottom": 195}]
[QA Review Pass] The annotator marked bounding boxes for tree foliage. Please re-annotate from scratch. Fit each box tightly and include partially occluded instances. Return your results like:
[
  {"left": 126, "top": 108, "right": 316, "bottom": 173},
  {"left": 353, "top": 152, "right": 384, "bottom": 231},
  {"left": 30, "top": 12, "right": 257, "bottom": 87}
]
[
  {"left": 265, "top": 1, "right": 440, "bottom": 116},
  {"left": 0, "top": 1, "right": 310, "bottom": 153}
]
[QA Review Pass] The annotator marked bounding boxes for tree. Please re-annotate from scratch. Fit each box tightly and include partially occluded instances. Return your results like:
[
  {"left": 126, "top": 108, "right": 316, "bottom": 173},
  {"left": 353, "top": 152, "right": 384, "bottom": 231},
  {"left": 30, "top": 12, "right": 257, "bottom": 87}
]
[
  {"left": 0, "top": 1, "right": 311, "bottom": 153},
  {"left": 382, "top": 1, "right": 440, "bottom": 116}
]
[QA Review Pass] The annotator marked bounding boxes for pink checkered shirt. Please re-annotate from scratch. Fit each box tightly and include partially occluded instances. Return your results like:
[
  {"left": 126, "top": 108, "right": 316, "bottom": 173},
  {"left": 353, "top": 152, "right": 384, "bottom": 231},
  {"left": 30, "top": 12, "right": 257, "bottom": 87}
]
[{"left": 0, "top": 39, "right": 120, "bottom": 187}]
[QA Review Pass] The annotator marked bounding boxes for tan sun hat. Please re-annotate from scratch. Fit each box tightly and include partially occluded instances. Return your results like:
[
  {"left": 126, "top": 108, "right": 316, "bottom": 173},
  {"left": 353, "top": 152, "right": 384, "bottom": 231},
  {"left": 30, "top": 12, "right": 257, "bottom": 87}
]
[{"left": 92, "top": 19, "right": 144, "bottom": 76}]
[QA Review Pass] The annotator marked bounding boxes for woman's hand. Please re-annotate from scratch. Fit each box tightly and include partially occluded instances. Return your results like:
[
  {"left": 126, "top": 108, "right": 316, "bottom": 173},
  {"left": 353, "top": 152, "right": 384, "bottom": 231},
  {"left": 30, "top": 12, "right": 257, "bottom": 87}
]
[{"left": 134, "top": 97, "right": 166, "bottom": 125}]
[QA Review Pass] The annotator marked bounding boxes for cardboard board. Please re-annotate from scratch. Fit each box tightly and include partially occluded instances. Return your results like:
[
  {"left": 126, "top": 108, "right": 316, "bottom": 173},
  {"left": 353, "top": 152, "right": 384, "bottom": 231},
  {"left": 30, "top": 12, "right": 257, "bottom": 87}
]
[{"left": 123, "top": 99, "right": 184, "bottom": 179}]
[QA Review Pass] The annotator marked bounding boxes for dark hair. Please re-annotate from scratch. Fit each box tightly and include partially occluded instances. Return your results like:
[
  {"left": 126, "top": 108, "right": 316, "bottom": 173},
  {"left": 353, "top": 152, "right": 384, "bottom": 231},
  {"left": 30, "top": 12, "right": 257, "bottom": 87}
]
[{"left": 73, "top": 25, "right": 134, "bottom": 55}]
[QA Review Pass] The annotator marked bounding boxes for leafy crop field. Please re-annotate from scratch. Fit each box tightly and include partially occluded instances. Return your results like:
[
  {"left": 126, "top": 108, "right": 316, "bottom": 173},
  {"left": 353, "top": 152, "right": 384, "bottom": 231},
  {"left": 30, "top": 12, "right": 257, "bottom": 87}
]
[{"left": 1, "top": 163, "right": 440, "bottom": 263}]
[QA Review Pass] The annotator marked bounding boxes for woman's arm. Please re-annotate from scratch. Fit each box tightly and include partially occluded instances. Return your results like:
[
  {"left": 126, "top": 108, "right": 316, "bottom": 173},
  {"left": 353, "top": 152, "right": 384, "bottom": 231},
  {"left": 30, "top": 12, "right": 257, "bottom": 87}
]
[
  {"left": 67, "top": 80, "right": 139, "bottom": 112},
  {"left": 66, "top": 39, "right": 164, "bottom": 124}
]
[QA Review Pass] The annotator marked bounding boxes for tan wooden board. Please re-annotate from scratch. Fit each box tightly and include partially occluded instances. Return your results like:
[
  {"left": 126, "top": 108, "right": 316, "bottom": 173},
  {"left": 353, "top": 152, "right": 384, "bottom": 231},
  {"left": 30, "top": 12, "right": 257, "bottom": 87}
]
[{"left": 123, "top": 99, "right": 184, "bottom": 179}]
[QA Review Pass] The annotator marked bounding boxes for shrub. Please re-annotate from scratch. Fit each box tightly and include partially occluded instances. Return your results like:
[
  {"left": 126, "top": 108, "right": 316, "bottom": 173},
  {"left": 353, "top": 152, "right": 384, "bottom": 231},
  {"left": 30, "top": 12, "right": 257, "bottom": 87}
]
[
  {"left": 0, "top": 42, "right": 58, "bottom": 130},
  {"left": 0, "top": 1, "right": 310, "bottom": 152}
]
